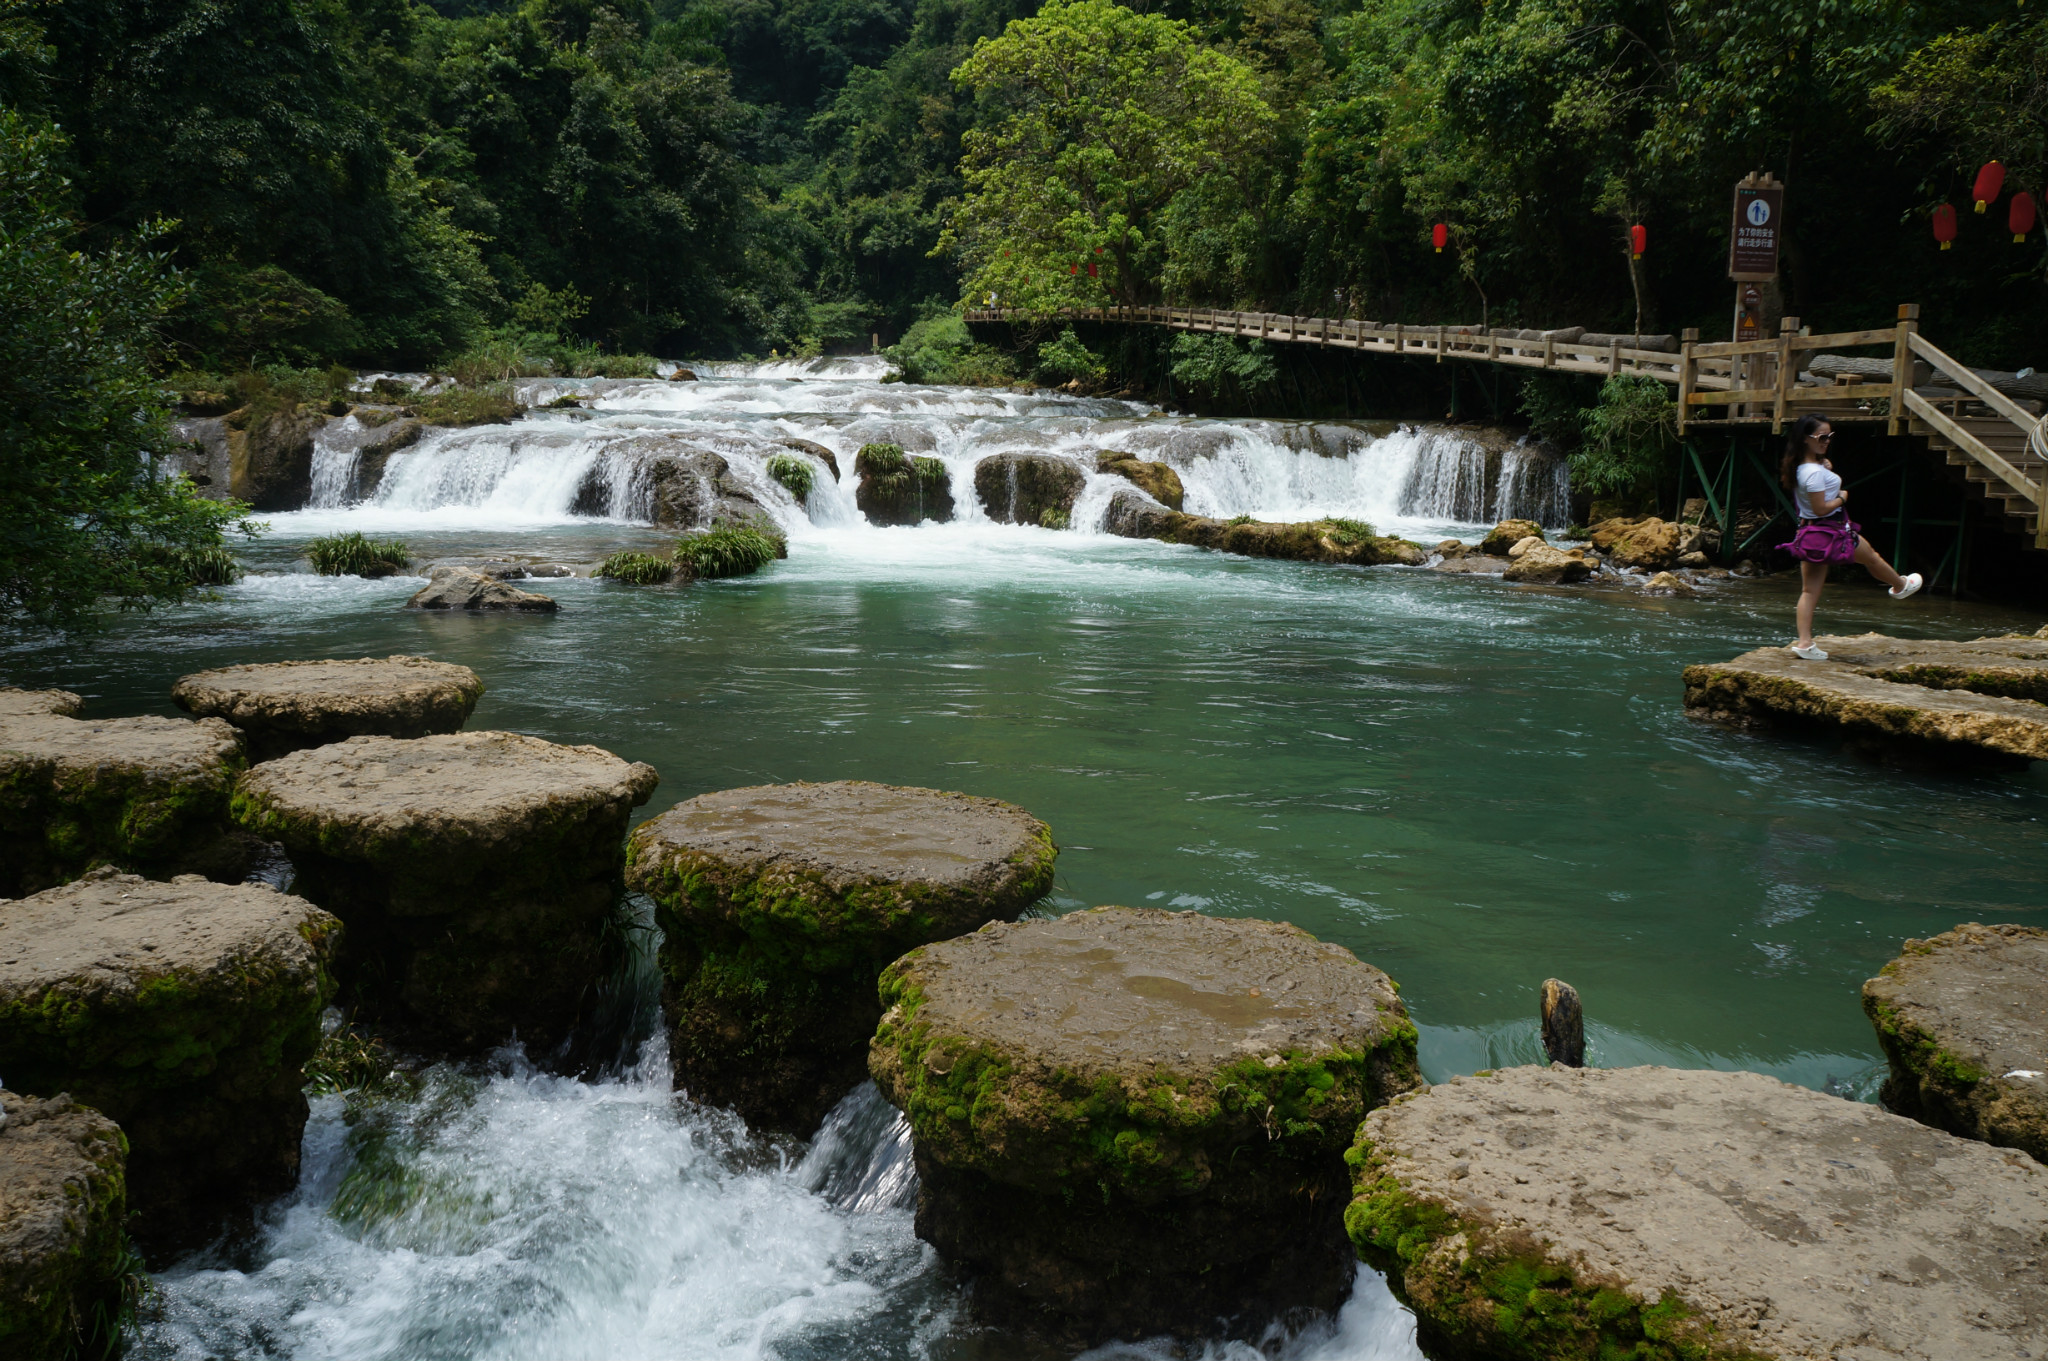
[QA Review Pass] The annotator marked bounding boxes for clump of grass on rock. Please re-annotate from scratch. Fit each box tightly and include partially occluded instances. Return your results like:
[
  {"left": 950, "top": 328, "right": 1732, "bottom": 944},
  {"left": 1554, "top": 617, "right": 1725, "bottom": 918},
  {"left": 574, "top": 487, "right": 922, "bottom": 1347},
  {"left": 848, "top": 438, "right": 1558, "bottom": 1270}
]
[
  {"left": 597, "top": 550, "right": 678, "bottom": 584},
  {"left": 306, "top": 531, "right": 410, "bottom": 577},
  {"left": 766, "top": 453, "right": 815, "bottom": 500},
  {"left": 674, "top": 522, "right": 785, "bottom": 579}
]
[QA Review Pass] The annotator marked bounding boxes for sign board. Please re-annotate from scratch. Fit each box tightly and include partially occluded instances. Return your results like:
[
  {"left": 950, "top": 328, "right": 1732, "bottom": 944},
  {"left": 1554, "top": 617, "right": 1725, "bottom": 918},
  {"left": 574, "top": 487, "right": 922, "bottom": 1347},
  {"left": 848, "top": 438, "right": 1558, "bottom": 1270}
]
[
  {"left": 1735, "top": 284, "right": 1763, "bottom": 343},
  {"left": 1729, "top": 175, "right": 1784, "bottom": 280}
]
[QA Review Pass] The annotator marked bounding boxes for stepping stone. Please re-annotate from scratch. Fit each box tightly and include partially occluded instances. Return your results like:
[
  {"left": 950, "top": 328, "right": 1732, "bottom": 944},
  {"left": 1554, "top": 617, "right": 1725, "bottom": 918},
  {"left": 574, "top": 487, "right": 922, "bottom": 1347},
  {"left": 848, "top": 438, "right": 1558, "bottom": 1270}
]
[
  {"left": 171, "top": 655, "right": 485, "bottom": 762},
  {"left": 0, "top": 870, "right": 338, "bottom": 1254},
  {"left": 234, "top": 732, "right": 658, "bottom": 1053},
  {"left": 1683, "top": 641, "right": 2048, "bottom": 764},
  {"left": 1348, "top": 1065, "right": 2048, "bottom": 1360},
  {"left": 1865, "top": 921, "right": 2047, "bottom": 1162},
  {"left": 0, "top": 687, "right": 81, "bottom": 718},
  {"left": 0, "top": 707, "right": 247, "bottom": 897},
  {"left": 869, "top": 905, "right": 1420, "bottom": 1343},
  {"left": 0, "top": 1092, "right": 127, "bottom": 1361},
  {"left": 627, "top": 779, "right": 1054, "bottom": 1133},
  {"left": 1811, "top": 630, "right": 2048, "bottom": 702}
]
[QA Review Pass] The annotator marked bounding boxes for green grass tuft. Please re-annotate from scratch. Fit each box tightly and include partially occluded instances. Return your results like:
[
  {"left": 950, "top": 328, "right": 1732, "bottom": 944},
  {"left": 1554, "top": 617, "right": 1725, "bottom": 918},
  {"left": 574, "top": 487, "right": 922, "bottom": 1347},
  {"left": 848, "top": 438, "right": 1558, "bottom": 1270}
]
[
  {"left": 1320, "top": 517, "right": 1377, "bottom": 546},
  {"left": 766, "top": 453, "right": 816, "bottom": 500},
  {"left": 674, "top": 522, "right": 784, "bottom": 579},
  {"left": 597, "top": 549, "right": 678, "bottom": 584},
  {"left": 408, "top": 383, "right": 524, "bottom": 427},
  {"left": 305, "top": 531, "right": 410, "bottom": 577},
  {"left": 1228, "top": 513, "right": 1256, "bottom": 526}
]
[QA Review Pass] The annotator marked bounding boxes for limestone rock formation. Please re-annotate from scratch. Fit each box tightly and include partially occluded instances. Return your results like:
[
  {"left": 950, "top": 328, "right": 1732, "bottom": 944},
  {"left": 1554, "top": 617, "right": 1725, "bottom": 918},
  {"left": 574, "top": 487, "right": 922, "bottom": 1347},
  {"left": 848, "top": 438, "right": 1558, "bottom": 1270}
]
[
  {"left": 1104, "top": 492, "right": 1426, "bottom": 566},
  {"left": 172, "top": 656, "right": 485, "bottom": 761},
  {"left": 0, "top": 1092, "right": 127, "bottom": 1360},
  {"left": 573, "top": 436, "right": 768, "bottom": 529},
  {"left": 854, "top": 443, "right": 954, "bottom": 526},
  {"left": 1641, "top": 569, "right": 1696, "bottom": 595},
  {"left": 1590, "top": 515, "right": 1681, "bottom": 568},
  {"left": 1348, "top": 1065, "right": 2048, "bottom": 1360},
  {"left": 233, "top": 732, "right": 657, "bottom": 1053},
  {"left": 778, "top": 437, "right": 840, "bottom": 482},
  {"left": 1502, "top": 543, "right": 1591, "bottom": 584},
  {"left": 404, "top": 566, "right": 558, "bottom": 612},
  {"left": 627, "top": 780, "right": 1054, "bottom": 1133},
  {"left": 228, "top": 403, "right": 325, "bottom": 510},
  {"left": 973, "top": 452, "right": 1085, "bottom": 527},
  {"left": 1805, "top": 630, "right": 2048, "bottom": 703},
  {"left": 1865, "top": 922, "right": 2047, "bottom": 1162},
  {"left": 1096, "top": 451, "right": 1184, "bottom": 511},
  {"left": 871, "top": 906, "right": 1421, "bottom": 1343},
  {"left": 1479, "top": 518, "right": 1544, "bottom": 556},
  {"left": 0, "top": 871, "right": 337, "bottom": 1252},
  {"left": 0, "top": 708, "right": 247, "bottom": 896},
  {"left": 0, "top": 688, "right": 81, "bottom": 718}
]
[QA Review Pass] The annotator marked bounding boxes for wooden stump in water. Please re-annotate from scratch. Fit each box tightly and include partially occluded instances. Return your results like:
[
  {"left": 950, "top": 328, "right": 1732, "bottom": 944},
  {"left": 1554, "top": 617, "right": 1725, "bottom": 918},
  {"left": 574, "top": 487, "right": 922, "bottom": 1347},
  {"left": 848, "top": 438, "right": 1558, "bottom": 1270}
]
[{"left": 1541, "top": 977, "right": 1585, "bottom": 1067}]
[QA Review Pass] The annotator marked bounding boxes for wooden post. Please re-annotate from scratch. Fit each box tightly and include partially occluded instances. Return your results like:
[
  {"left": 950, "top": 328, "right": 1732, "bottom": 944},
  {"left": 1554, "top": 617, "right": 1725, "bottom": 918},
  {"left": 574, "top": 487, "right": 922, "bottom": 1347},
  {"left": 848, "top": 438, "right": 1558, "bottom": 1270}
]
[
  {"left": 1608, "top": 338, "right": 1621, "bottom": 377},
  {"left": 1488, "top": 332, "right": 1499, "bottom": 362},
  {"left": 1543, "top": 332, "right": 1556, "bottom": 369},
  {"left": 1772, "top": 315, "right": 1800, "bottom": 433},
  {"left": 1677, "top": 327, "right": 1699, "bottom": 434},
  {"left": 1395, "top": 323, "right": 1405, "bottom": 354},
  {"left": 1540, "top": 979, "right": 1585, "bottom": 1067},
  {"left": 1889, "top": 303, "right": 1919, "bottom": 436},
  {"left": 1436, "top": 324, "right": 1446, "bottom": 362}
]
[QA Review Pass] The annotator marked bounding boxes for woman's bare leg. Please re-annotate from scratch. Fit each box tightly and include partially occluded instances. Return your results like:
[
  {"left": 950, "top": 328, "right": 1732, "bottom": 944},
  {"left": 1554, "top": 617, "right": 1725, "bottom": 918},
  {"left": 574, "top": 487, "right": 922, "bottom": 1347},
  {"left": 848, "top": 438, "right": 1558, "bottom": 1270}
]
[
  {"left": 1853, "top": 535, "right": 1907, "bottom": 590},
  {"left": 1795, "top": 560, "right": 1828, "bottom": 647}
]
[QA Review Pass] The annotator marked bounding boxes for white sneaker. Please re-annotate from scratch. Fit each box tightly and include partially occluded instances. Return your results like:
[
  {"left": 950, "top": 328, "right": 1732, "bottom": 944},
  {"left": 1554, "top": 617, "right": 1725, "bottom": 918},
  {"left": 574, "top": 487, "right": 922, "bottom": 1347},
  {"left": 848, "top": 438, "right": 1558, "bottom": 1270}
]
[
  {"left": 1890, "top": 573, "right": 1924, "bottom": 601},
  {"left": 1789, "top": 643, "right": 1829, "bottom": 661}
]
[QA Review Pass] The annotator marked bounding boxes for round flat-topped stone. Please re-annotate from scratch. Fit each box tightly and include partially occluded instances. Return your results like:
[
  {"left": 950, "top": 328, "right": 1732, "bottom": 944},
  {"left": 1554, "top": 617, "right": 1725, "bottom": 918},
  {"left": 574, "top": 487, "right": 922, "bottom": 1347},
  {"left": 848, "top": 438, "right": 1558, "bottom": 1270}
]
[
  {"left": 0, "top": 870, "right": 338, "bottom": 1250},
  {"left": 0, "top": 1092, "right": 127, "bottom": 1361},
  {"left": 171, "top": 655, "right": 484, "bottom": 761},
  {"left": 1348, "top": 1064, "right": 2048, "bottom": 1360},
  {"left": 0, "top": 687, "right": 81, "bottom": 718},
  {"left": 1864, "top": 921, "right": 2047, "bottom": 1161}
]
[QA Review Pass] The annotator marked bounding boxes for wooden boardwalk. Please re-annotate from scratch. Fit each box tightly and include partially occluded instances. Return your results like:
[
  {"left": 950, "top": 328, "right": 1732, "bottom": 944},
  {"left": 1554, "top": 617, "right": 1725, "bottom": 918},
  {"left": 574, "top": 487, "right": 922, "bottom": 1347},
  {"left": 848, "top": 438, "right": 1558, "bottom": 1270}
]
[{"left": 967, "top": 303, "right": 2048, "bottom": 547}]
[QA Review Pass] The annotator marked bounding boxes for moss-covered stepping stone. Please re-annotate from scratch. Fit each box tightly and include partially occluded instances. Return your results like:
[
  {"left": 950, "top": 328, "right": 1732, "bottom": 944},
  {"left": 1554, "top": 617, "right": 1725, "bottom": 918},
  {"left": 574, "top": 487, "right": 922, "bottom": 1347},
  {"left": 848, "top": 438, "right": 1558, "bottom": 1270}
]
[
  {"left": 171, "top": 655, "right": 485, "bottom": 762},
  {"left": 1865, "top": 921, "right": 2046, "bottom": 1162},
  {"left": 0, "top": 1091, "right": 128, "bottom": 1361},
  {"left": 0, "top": 705, "right": 247, "bottom": 897},
  {"left": 869, "top": 905, "right": 1420, "bottom": 1344},
  {"left": 1348, "top": 1065, "right": 2048, "bottom": 1359},
  {"left": 234, "top": 731, "right": 658, "bottom": 1054},
  {"left": 627, "top": 779, "right": 1054, "bottom": 1134},
  {"left": 0, "top": 870, "right": 337, "bottom": 1254}
]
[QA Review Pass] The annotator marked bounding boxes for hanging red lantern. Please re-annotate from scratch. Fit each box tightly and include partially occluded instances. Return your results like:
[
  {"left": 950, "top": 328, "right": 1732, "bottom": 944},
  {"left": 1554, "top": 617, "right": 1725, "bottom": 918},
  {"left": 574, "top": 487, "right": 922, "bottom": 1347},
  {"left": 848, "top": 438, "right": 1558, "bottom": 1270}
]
[
  {"left": 1630, "top": 224, "right": 1647, "bottom": 259},
  {"left": 1087, "top": 261, "right": 1098, "bottom": 277},
  {"left": 1933, "top": 203, "right": 1958, "bottom": 250},
  {"left": 1431, "top": 223, "right": 1447, "bottom": 253},
  {"left": 1973, "top": 161, "right": 2005, "bottom": 213},
  {"left": 2011, "top": 191, "right": 2037, "bottom": 243},
  {"left": 1069, "top": 263, "right": 1079, "bottom": 275}
]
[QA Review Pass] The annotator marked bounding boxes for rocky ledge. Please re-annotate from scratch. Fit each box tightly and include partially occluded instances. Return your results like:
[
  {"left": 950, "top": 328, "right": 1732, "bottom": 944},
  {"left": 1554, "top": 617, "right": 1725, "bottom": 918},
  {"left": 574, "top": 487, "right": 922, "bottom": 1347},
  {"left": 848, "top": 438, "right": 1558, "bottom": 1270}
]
[
  {"left": 1104, "top": 488, "right": 1427, "bottom": 567},
  {"left": 870, "top": 906, "right": 1420, "bottom": 1343},
  {"left": 0, "top": 870, "right": 337, "bottom": 1253},
  {"left": 405, "top": 566, "right": 558, "bottom": 612},
  {"left": 1683, "top": 634, "right": 2048, "bottom": 764},
  {"left": 171, "top": 656, "right": 485, "bottom": 761},
  {"left": 0, "top": 705, "right": 248, "bottom": 896},
  {"left": 1865, "top": 922, "right": 2046, "bottom": 1162},
  {"left": 626, "top": 780, "right": 1054, "bottom": 1133},
  {"left": 1350, "top": 1064, "right": 2048, "bottom": 1360},
  {"left": 0, "top": 1092, "right": 128, "bottom": 1361},
  {"left": 233, "top": 732, "right": 657, "bottom": 1052},
  {"left": 973, "top": 452, "right": 1084, "bottom": 527}
]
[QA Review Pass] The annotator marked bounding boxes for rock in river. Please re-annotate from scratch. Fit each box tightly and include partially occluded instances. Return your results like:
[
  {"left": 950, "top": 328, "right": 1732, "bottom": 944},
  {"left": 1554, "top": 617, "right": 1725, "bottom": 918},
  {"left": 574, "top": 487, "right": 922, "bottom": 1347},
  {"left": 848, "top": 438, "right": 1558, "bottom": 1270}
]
[
  {"left": 1104, "top": 489, "right": 1427, "bottom": 567},
  {"left": 1096, "top": 451, "right": 1184, "bottom": 511},
  {"left": 0, "top": 870, "right": 337, "bottom": 1253},
  {"left": 973, "top": 452, "right": 1085, "bottom": 527},
  {"left": 1479, "top": 518, "right": 1544, "bottom": 556},
  {"left": 0, "top": 706, "right": 248, "bottom": 897},
  {"left": 627, "top": 780, "right": 1054, "bottom": 1134},
  {"left": 233, "top": 732, "right": 657, "bottom": 1053},
  {"left": 405, "top": 566, "right": 558, "bottom": 612},
  {"left": 1865, "top": 922, "right": 2047, "bottom": 1162},
  {"left": 1502, "top": 542, "right": 1591, "bottom": 584},
  {"left": 854, "top": 443, "right": 953, "bottom": 526},
  {"left": 171, "top": 656, "right": 485, "bottom": 762},
  {"left": 1347, "top": 1064, "right": 2048, "bottom": 1359},
  {"left": 1590, "top": 515, "right": 1681, "bottom": 569},
  {"left": 870, "top": 906, "right": 1421, "bottom": 1344},
  {"left": 0, "top": 1092, "right": 127, "bottom": 1360}
]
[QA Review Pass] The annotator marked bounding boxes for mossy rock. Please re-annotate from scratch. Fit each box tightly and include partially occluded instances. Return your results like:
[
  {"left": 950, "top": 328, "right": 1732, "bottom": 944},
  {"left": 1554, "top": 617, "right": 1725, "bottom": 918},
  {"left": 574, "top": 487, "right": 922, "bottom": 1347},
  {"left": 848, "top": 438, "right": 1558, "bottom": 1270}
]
[
  {"left": 869, "top": 905, "right": 1420, "bottom": 1342},
  {"left": 1104, "top": 498, "right": 1426, "bottom": 567},
  {"left": 1347, "top": 1065, "right": 2048, "bottom": 1360},
  {"left": 973, "top": 452, "right": 1085, "bottom": 526},
  {"left": 171, "top": 655, "right": 485, "bottom": 762},
  {"left": 1095, "top": 451, "right": 1184, "bottom": 512},
  {"left": 1479, "top": 518, "right": 1546, "bottom": 556},
  {"left": 0, "top": 708, "right": 249, "bottom": 898},
  {"left": 626, "top": 779, "right": 1055, "bottom": 1132},
  {"left": 0, "top": 1092, "right": 128, "bottom": 1361},
  {"left": 1864, "top": 922, "right": 2047, "bottom": 1162},
  {"left": 854, "top": 443, "right": 953, "bottom": 526},
  {"left": 232, "top": 732, "right": 658, "bottom": 1054},
  {"left": 0, "top": 870, "right": 338, "bottom": 1254}
]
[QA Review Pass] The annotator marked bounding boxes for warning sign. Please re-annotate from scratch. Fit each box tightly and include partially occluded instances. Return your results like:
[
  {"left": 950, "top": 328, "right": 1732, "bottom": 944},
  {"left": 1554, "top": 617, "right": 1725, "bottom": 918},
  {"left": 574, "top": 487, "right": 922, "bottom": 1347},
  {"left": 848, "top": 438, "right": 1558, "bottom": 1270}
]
[{"left": 1730, "top": 176, "right": 1784, "bottom": 280}]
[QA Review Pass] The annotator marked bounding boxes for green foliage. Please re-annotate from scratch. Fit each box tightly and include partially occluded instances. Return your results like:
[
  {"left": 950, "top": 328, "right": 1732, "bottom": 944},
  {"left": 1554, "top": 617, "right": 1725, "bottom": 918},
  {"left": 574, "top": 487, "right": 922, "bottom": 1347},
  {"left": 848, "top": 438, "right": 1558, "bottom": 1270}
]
[
  {"left": 1038, "top": 507, "right": 1071, "bottom": 530},
  {"left": 766, "top": 453, "right": 816, "bottom": 500},
  {"left": 305, "top": 532, "right": 411, "bottom": 578},
  {"left": 1518, "top": 372, "right": 1595, "bottom": 451},
  {"left": 673, "top": 523, "right": 784, "bottom": 579},
  {"left": 1169, "top": 333, "right": 1277, "bottom": 403},
  {"left": 408, "top": 384, "right": 525, "bottom": 428},
  {"left": 883, "top": 312, "right": 1016, "bottom": 386},
  {"left": 597, "top": 550, "right": 679, "bottom": 584},
  {"left": 1033, "top": 327, "right": 1107, "bottom": 385},
  {"left": 1573, "top": 374, "right": 1679, "bottom": 496},
  {"left": 304, "top": 1016, "right": 416, "bottom": 1100},
  {"left": 1319, "top": 517, "right": 1376, "bottom": 546},
  {"left": 0, "top": 110, "right": 263, "bottom": 630}
]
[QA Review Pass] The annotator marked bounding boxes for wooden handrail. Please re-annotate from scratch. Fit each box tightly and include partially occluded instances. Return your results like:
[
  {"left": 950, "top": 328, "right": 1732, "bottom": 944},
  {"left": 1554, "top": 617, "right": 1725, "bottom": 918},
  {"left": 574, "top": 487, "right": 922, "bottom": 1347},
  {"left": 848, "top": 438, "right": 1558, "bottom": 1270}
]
[
  {"left": 1903, "top": 390, "right": 2041, "bottom": 504},
  {"left": 1908, "top": 332, "right": 2041, "bottom": 431}
]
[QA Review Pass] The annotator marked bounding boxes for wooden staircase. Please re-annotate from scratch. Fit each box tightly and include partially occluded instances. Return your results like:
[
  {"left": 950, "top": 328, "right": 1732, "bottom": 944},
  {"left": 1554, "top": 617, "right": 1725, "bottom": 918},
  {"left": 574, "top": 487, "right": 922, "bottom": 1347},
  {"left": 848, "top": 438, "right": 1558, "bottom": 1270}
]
[{"left": 1909, "top": 406, "right": 2046, "bottom": 540}]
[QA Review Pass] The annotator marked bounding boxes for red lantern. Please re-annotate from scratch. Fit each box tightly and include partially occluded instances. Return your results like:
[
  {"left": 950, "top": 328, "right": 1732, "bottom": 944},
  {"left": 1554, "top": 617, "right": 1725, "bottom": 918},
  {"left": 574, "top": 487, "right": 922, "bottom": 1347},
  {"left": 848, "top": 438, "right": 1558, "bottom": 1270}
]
[
  {"left": 1933, "top": 203, "right": 1958, "bottom": 250},
  {"left": 1431, "top": 222, "right": 1447, "bottom": 253},
  {"left": 2012, "top": 191, "right": 2038, "bottom": 243},
  {"left": 1973, "top": 161, "right": 2005, "bottom": 213},
  {"left": 1630, "top": 224, "right": 1647, "bottom": 259},
  {"left": 1087, "top": 261, "right": 1098, "bottom": 277},
  {"left": 1069, "top": 263, "right": 1078, "bottom": 275}
]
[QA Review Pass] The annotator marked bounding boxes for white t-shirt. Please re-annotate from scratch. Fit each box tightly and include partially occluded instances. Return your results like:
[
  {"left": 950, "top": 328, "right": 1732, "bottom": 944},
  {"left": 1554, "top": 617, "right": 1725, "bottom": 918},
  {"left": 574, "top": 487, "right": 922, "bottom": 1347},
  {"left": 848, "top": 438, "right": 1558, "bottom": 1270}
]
[{"left": 1796, "top": 460, "right": 1841, "bottom": 519}]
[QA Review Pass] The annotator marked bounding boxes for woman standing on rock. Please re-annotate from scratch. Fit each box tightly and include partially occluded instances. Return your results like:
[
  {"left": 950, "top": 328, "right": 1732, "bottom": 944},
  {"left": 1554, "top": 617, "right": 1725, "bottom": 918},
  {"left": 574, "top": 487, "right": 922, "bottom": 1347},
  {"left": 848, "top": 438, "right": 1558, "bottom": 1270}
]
[{"left": 1779, "top": 414, "right": 1922, "bottom": 660}]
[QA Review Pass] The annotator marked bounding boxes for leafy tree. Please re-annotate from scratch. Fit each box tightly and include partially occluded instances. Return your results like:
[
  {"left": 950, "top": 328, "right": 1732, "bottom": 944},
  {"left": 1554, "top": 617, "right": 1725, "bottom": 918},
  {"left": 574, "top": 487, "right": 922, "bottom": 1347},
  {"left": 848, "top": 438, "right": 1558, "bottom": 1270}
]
[{"left": 0, "top": 112, "right": 260, "bottom": 629}]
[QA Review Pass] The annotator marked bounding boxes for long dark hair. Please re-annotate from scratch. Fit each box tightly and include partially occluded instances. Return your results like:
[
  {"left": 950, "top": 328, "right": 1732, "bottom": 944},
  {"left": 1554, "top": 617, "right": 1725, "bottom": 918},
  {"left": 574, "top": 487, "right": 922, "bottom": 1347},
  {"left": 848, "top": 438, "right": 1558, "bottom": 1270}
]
[{"left": 1779, "top": 413, "right": 1831, "bottom": 491}]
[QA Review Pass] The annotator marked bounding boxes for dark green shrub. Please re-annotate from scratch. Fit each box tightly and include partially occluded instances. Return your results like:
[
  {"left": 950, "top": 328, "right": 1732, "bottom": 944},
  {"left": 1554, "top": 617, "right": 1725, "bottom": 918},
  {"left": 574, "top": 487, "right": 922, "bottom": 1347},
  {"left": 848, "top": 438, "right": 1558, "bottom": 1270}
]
[
  {"left": 766, "top": 453, "right": 816, "bottom": 500},
  {"left": 1033, "top": 327, "right": 1107, "bottom": 384},
  {"left": 674, "top": 523, "right": 784, "bottom": 579},
  {"left": 855, "top": 442, "right": 912, "bottom": 498},
  {"left": 910, "top": 456, "right": 949, "bottom": 497},
  {"left": 306, "top": 531, "right": 410, "bottom": 577},
  {"left": 410, "top": 384, "right": 524, "bottom": 427},
  {"left": 597, "top": 550, "right": 678, "bottom": 584}
]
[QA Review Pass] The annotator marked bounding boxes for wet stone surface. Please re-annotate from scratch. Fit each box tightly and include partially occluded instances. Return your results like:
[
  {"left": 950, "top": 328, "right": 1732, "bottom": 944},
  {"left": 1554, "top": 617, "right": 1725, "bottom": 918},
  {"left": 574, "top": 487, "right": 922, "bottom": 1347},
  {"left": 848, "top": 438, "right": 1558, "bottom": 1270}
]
[
  {"left": 1865, "top": 922, "right": 2048, "bottom": 1163},
  {"left": 1349, "top": 1064, "right": 2048, "bottom": 1360},
  {"left": 234, "top": 732, "right": 657, "bottom": 1055},
  {"left": 0, "top": 871, "right": 337, "bottom": 1254},
  {"left": 171, "top": 655, "right": 484, "bottom": 761},
  {"left": 869, "top": 906, "right": 1421, "bottom": 1344},
  {"left": 627, "top": 779, "right": 1055, "bottom": 1134},
  {"left": 0, "top": 1092, "right": 128, "bottom": 1361}
]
